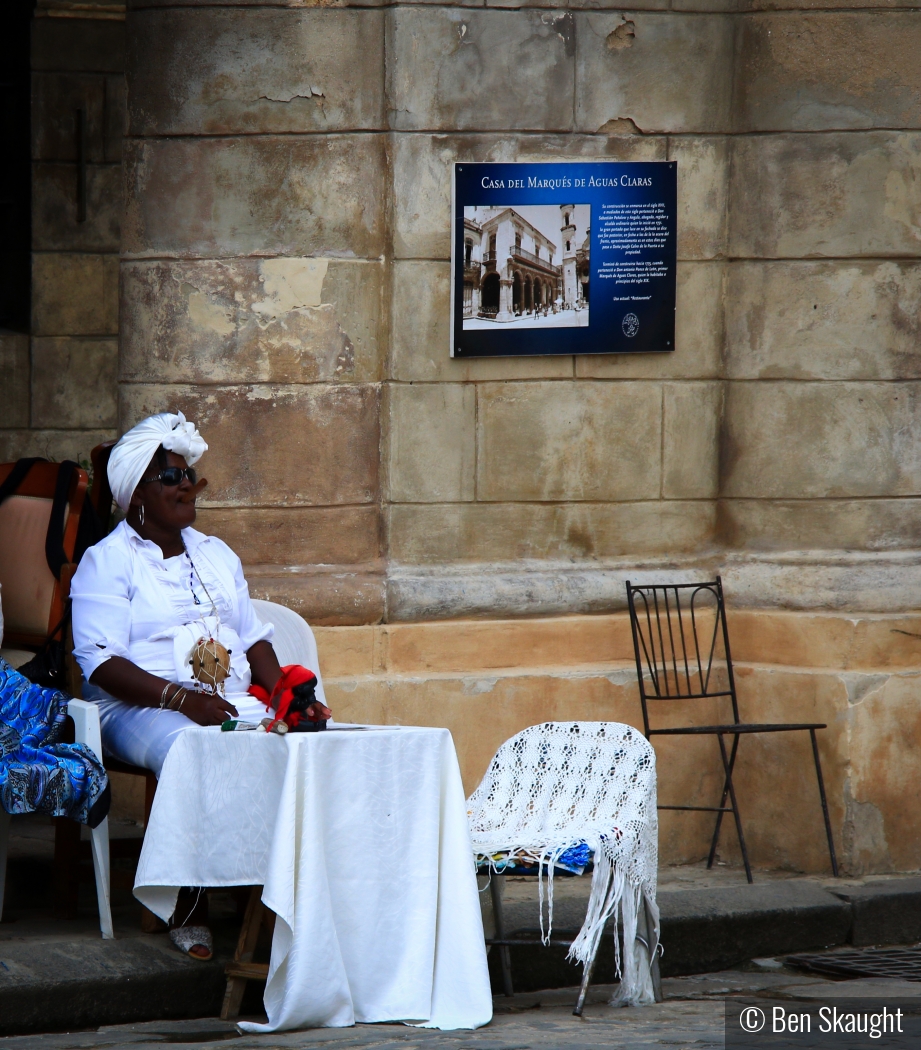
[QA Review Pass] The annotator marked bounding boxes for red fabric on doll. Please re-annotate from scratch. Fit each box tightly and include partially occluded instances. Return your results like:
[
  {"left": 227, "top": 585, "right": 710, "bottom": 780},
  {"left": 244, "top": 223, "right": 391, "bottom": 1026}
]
[{"left": 249, "top": 664, "right": 319, "bottom": 732}]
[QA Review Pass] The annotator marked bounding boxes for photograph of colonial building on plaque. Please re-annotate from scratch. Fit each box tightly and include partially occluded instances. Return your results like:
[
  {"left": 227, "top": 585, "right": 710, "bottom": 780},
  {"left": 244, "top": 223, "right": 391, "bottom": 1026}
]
[{"left": 461, "top": 204, "right": 590, "bottom": 330}]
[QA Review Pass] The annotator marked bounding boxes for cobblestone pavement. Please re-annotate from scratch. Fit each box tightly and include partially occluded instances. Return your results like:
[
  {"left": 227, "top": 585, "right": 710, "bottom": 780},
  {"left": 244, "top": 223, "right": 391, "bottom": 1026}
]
[{"left": 5, "top": 971, "right": 920, "bottom": 1050}]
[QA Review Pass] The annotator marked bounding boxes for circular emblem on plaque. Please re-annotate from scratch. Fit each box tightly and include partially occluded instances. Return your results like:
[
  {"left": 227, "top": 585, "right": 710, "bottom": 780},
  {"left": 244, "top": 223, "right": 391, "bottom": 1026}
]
[{"left": 622, "top": 312, "right": 640, "bottom": 338}]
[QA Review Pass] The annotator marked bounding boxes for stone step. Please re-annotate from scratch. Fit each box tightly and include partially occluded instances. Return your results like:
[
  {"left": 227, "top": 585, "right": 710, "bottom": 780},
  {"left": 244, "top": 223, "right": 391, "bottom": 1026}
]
[{"left": 4, "top": 870, "right": 921, "bottom": 1034}]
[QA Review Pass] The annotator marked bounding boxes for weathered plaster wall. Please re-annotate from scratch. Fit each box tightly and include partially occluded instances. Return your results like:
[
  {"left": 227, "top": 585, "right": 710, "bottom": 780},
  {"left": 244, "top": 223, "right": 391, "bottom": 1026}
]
[
  {"left": 114, "top": 0, "right": 921, "bottom": 625},
  {"left": 0, "top": 1, "right": 124, "bottom": 464},
  {"left": 104, "top": 0, "right": 921, "bottom": 873},
  {"left": 317, "top": 608, "right": 921, "bottom": 875}
]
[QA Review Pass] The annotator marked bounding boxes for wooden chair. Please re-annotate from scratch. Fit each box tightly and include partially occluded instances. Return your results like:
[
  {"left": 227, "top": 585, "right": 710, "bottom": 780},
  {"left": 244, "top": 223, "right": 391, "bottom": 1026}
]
[
  {"left": 625, "top": 577, "right": 838, "bottom": 883},
  {"left": 0, "top": 459, "right": 114, "bottom": 937}
]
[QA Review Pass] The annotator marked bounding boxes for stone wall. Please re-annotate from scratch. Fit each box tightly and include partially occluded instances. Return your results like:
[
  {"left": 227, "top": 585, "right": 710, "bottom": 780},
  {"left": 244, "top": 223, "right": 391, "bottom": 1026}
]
[
  {"left": 0, "top": 1, "right": 124, "bottom": 467},
  {"left": 7, "top": 0, "right": 921, "bottom": 872},
  {"left": 113, "top": 0, "right": 921, "bottom": 627}
]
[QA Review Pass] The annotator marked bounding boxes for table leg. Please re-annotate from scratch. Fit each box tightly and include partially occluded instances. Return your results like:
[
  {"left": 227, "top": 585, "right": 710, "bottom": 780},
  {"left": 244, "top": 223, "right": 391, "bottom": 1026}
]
[{"left": 221, "top": 885, "right": 268, "bottom": 1021}]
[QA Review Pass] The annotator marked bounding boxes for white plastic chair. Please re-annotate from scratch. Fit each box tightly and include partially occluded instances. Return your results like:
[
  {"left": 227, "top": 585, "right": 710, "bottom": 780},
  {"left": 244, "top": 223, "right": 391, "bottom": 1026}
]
[
  {"left": 467, "top": 721, "right": 661, "bottom": 1013},
  {"left": 251, "top": 600, "right": 327, "bottom": 710},
  {"left": 0, "top": 696, "right": 114, "bottom": 939}
]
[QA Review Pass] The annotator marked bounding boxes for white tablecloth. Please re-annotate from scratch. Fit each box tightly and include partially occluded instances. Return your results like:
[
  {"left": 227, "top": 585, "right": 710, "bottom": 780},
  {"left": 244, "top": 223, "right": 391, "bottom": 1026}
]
[{"left": 133, "top": 725, "right": 493, "bottom": 1033}]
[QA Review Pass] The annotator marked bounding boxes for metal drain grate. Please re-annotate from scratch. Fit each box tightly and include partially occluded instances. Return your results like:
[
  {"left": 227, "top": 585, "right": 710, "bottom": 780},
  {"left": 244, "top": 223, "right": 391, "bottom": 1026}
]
[{"left": 787, "top": 945, "right": 921, "bottom": 982}]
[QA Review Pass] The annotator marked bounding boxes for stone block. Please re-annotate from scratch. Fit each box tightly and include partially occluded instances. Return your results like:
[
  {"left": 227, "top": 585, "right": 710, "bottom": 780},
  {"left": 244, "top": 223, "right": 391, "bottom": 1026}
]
[
  {"left": 721, "top": 381, "right": 921, "bottom": 498},
  {"left": 246, "top": 569, "right": 385, "bottom": 627},
  {"left": 120, "top": 258, "right": 385, "bottom": 384},
  {"left": 123, "top": 135, "right": 387, "bottom": 259},
  {"left": 0, "top": 331, "right": 30, "bottom": 429},
  {"left": 30, "top": 337, "right": 118, "bottom": 429},
  {"left": 194, "top": 506, "right": 381, "bottom": 566},
  {"left": 132, "top": 0, "right": 388, "bottom": 7},
  {"left": 388, "top": 500, "right": 715, "bottom": 563},
  {"left": 32, "top": 253, "right": 119, "bottom": 336},
  {"left": 730, "top": 132, "right": 921, "bottom": 259},
  {"left": 727, "top": 609, "right": 921, "bottom": 672},
  {"left": 387, "top": 9, "right": 574, "bottom": 132},
  {"left": 575, "top": 14, "right": 734, "bottom": 134},
  {"left": 846, "top": 673, "right": 921, "bottom": 873},
  {"left": 390, "top": 261, "right": 574, "bottom": 381},
  {"left": 390, "top": 133, "right": 663, "bottom": 262},
  {"left": 736, "top": 13, "right": 921, "bottom": 132},
  {"left": 0, "top": 429, "right": 116, "bottom": 465},
  {"left": 119, "top": 383, "right": 380, "bottom": 507},
  {"left": 385, "top": 383, "right": 475, "bottom": 502},
  {"left": 31, "top": 73, "right": 107, "bottom": 162},
  {"left": 477, "top": 380, "right": 662, "bottom": 501},
  {"left": 720, "top": 498, "right": 921, "bottom": 553},
  {"left": 392, "top": 132, "right": 666, "bottom": 261},
  {"left": 663, "top": 381, "right": 721, "bottom": 499},
  {"left": 128, "top": 8, "right": 385, "bottom": 136},
  {"left": 105, "top": 75, "right": 126, "bottom": 163},
  {"left": 378, "top": 614, "right": 634, "bottom": 674},
  {"left": 741, "top": 0, "right": 917, "bottom": 8},
  {"left": 577, "top": 261, "right": 724, "bottom": 379},
  {"left": 670, "top": 136, "right": 730, "bottom": 260},
  {"left": 313, "top": 625, "right": 377, "bottom": 677},
  {"left": 726, "top": 261, "right": 921, "bottom": 381},
  {"left": 31, "top": 17, "right": 125, "bottom": 73},
  {"left": 32, "top": 163, "right": 122, "bottom": 252}
]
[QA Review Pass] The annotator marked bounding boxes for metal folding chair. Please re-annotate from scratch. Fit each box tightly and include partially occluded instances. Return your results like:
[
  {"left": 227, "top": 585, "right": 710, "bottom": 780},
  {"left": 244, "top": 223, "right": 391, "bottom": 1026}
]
[{"left": 625, "top": 577, "right": 838, "bottom": 883}]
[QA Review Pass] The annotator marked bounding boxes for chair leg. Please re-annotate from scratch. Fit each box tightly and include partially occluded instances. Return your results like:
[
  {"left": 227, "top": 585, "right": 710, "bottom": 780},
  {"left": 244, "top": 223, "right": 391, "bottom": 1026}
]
[
  {"left": 53, "top": 817, "right": 82, "bottom": 918},
  {"left": 810, "top": 729, "right": 839, "bottom": 877},
  {"left": 707, "top": 733, "right": 740, "bottom": 869},
  {"left": 640, "top": 897, "right": 663, "bottom": 1004},
  {"left": 717, "top": 734, "right": 752, "bottom": 884},
  {"left": 572, "top": 941, "right": 600, "bottom": 1017},
  {"left": 490, "top": 874, "right": 514, "bottom": 998},
  {"left": 221, "top": 885, "right": 265, "bottom": 1021},
  {"left": 0, "top": 807, "right": 10, "bottom": 922},
  {"left": 90, "top": 816, "right": 114, "bottom": 939}
]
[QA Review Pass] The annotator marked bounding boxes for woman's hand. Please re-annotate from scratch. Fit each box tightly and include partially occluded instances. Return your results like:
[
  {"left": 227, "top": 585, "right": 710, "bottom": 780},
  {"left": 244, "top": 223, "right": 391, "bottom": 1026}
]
[
  {"left": 179, "top": 690, "right": 239, "bottom": 727},
  {"left": 306, "top": 700, "right": 332, "bottom": 722}
]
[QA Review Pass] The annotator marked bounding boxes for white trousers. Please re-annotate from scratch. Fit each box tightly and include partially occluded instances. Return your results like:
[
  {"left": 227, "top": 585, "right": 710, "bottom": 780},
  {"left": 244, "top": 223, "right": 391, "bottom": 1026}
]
[{"left": 95, "top": 693, "right": 269, "bottom": 778}]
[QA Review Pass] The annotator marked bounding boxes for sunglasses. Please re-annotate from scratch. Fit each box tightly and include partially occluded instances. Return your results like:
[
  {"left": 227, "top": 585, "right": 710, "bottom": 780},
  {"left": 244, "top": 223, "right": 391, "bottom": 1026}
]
[{"left": 139, "top": 467, "right": 197, "bottom": 487}]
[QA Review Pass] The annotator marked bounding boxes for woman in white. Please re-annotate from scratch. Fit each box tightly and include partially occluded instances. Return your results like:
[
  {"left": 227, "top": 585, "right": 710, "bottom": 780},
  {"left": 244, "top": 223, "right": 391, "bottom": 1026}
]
[{"left": 71, "top": 411, "right": 330, "bottom": 958}]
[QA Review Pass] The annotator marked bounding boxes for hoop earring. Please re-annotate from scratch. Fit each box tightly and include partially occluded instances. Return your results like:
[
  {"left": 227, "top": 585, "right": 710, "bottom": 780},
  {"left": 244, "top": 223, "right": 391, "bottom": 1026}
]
[{"left": 139, "top": 505, "right": 145, "bottom": 526}]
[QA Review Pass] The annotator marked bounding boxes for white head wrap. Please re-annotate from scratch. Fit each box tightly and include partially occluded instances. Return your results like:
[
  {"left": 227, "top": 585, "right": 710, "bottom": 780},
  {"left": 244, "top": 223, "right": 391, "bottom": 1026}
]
[{"left": 108, "top": 411, "right": 208, "bottom": 511}]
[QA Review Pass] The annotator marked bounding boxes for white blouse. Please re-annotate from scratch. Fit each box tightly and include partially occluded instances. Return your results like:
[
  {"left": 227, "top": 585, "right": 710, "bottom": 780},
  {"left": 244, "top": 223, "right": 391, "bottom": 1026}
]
[{"left": 71, "top": 520, "right": 273, "bottom": 700}]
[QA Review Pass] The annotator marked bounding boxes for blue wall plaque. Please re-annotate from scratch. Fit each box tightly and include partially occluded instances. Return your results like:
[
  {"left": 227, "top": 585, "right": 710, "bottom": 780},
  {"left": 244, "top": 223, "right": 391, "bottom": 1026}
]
[{"left": 451, "top": 161, "right": 677, "bottom": 358}]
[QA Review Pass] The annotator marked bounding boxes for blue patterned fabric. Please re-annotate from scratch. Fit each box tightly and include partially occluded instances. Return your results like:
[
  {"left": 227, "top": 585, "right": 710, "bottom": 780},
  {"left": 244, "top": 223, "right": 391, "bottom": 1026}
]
[{"left": 0, "top": 657, "right": 109, "bottom": 827}]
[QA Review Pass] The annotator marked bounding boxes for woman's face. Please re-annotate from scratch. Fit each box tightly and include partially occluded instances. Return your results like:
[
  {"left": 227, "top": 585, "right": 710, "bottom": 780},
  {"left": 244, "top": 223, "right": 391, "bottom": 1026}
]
[{"left": 132, "top": 451, "right": 198, "bottom": 531}]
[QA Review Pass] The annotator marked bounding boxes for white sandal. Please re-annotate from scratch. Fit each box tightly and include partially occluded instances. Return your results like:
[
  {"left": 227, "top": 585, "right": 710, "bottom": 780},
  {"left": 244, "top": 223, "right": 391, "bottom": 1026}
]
[{"left": 169, "top": 924, "right": 214, "bottom": 961}]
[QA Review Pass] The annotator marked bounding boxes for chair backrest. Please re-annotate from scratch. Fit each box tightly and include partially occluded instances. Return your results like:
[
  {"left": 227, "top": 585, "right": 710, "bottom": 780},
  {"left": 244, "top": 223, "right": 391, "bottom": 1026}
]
[
  {"left": 625, "top": 577, "right": 740, "bottom": 735},
  {"left": 0, "top": 462, "right": 88, "bottom": 647},
  {"left": 89, "top": 441, "right": 116, "bottom": 525},
  {"left": 467, "top": 721, "right": 656, "bottom": 845},
  {"left": 251, "top": 599, "right": 327, "bottom": 709}
]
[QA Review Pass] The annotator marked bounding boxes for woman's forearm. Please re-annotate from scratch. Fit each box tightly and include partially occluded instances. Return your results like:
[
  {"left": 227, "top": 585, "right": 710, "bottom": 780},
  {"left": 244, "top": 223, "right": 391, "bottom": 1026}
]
[
  {"left": 89, "top": 655, "right": 174, "bottom": 707},
  {"left": 247, "top": 640, "right": 282, "bottom": 695}
]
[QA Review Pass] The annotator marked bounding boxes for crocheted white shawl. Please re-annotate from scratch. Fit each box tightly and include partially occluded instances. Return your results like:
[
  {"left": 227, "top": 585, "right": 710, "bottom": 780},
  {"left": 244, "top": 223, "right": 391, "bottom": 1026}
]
[{"left": 467, "top": 721, "right": 659, "bottom": 1005}]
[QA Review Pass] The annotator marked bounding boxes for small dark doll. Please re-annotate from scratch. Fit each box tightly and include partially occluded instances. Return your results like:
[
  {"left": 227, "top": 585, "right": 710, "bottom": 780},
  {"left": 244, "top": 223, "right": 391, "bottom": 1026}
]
[{"left": 248, "top": 665, "right": 327, "bottom": 733}]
